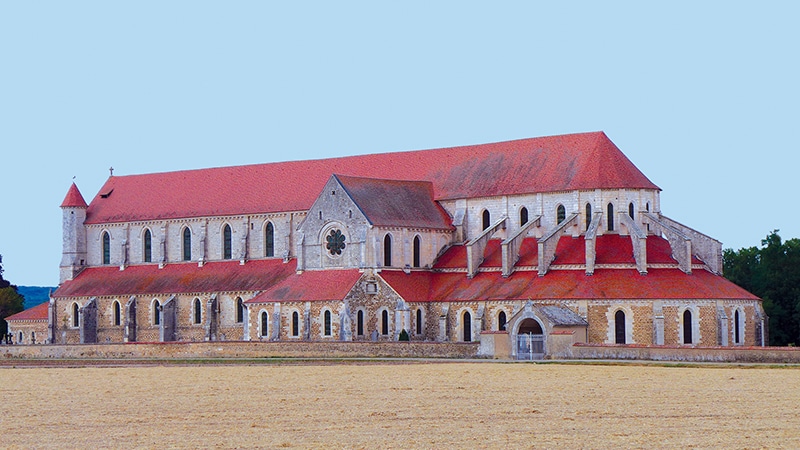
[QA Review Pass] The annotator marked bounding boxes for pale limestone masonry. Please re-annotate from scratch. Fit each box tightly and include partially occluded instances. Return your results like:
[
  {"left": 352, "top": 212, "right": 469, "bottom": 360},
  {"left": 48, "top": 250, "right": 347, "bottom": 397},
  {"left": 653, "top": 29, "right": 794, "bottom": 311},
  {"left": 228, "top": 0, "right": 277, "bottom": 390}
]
[
  {"left": 538, "top": 213, "right": 579, "bottom": 276},
  {"left": 466, "top": 216, "right": 507, "bottom": 277},
  {"left": 501, "top": 214, "right": 541, "bottom": 277},
  {"left": 618, "top": 212, "right": 647, "bottom": 274},
  {"left": 584, "top": 212, "right": 603, "bottom": 275},
  {"left": 60, "top": 203, "right": 87, "bottom": 282}
]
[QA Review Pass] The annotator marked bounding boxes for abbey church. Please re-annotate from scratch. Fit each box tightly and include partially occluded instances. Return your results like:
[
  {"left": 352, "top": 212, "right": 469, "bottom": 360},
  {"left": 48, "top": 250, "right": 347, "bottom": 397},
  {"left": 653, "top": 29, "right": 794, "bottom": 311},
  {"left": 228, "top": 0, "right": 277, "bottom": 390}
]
[{"left": 7, "top": 132, "right": 765, "bottom": 358}]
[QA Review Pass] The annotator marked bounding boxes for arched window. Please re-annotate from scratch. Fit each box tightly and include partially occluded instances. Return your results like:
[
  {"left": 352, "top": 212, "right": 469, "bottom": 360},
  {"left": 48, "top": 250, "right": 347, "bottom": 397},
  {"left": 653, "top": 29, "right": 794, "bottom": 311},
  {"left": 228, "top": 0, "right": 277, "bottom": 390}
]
[
  {"left": 482, "top": 210, "right": 491, "bottom": 231},
  {"left": 194, "top": 298, "right": 202, "bottom": 324},
  {"left": 381, "top": 310, "right": 389, "bottom": 336},
  {"left": 102, "top": 231, "right": 111, "bottom": 265},
  {"left": 463, "top": 311, "right": 472, "bottom": 342},
  {"left": 265, "top": 222, "right": 275, "bottom": 257},
  {"left": 683, "top": 310, "right": 693, "bottom": 344},
  {"left": 585, "top": 203, "right": 592, "bottom": 231},
  {"left": 31, "top": 331, "right": 35, "bottom": 344},
  {"left": 222, "top": 224, "right": 232, "bottom": 260},
  {"left": 182, "top": 227, "right": 192, "bottom": 261},
  {"left": 292, "top": 311, "right": 299, "bottom": 337},
  {"left": 412, "top": 236, "right": 421, "bottom": 268},
  {"left": 628, "top": 202, "right": 635, "bottom": 219},
  {"left": 143, "top": 229, "right": 152, "bottom": 263},
  {"left": 498, "top": 311, "right": 507, "bottom": 331},
  {"left": 646, "top": 202, "right": 651, "bottom": 212},
  {"left": 383, "top": 234, "right": 392, "bottom": 267},
  {"left": 235, "top": 297, "right": 244, "bottom": 323},
  {"left": 72, "top": 302, "right": 80, "bottom": 328},
  {"left": 734, "top": 309, "right": 743, "bottom": 345},
  {"left": 357, "top": 310, "right": 364, "bottom": 336},
  {"left": 520, "top": 207, "right": 528, "bottom": 226},
  {"left": 18, "top": 332, "right": 22, "bottom": 344},
  {"left": 113, "top": 301, "right": 121, "bottom": 326},
  {"left": 153, "top": 300, "right": 161, "bottom": 326},
  {"left": 416, "top": 308, "right": 423, "bottom": 335},
  {"left": 557, "top": 204, "right": 566, "bottom": 224},
  {"left": 607, "top": 203, "right": 615, "bottom": 232},
  {"left": 323, "top": 310, "right": 332, "bottom": 336},
  {"left": 260, "top": 311, "right": 269, "bottom": 338},
  {"left": 614, "top": 310, "right": 626, "bottom": 344}
]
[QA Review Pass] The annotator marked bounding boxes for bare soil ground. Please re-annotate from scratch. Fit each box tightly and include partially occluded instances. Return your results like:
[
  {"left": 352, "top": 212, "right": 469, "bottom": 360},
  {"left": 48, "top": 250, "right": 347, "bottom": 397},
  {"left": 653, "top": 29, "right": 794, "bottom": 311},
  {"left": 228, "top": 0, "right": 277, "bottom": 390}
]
[{"left": 2, "top": 362, "right": 799, "bottom": 448}]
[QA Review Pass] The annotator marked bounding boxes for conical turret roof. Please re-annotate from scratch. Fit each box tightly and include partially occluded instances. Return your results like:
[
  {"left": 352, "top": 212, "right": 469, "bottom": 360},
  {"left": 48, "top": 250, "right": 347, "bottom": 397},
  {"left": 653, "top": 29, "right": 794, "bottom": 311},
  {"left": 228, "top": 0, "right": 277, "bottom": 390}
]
[{"left": 60, "top": 182, "right": 88, "bottom": 208}]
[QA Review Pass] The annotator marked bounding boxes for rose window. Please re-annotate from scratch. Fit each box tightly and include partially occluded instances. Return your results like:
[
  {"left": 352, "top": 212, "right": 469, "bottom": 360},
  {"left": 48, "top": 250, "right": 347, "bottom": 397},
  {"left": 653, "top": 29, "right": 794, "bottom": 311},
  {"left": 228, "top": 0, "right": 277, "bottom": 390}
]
[{"left": 326, "top": 229, "right": 346, "bottom": 255}]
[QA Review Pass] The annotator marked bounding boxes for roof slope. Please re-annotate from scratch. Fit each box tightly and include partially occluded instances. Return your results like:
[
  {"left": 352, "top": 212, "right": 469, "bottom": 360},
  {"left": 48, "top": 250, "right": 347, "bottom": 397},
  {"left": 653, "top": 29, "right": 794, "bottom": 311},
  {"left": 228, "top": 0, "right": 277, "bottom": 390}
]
[
  {"left": 52, "top": 259, "right": 296, "bottom": 298},
  {"left": 336, "top": 175, "right": 453, "bottom": 230},
  {"left": 246, "top": 269, "right": 363, "bottom": 304},
  {"left": 379, "top": 269, "right": 759, "bottom": 302},
  {"left": 60, "top": 183, "right": 88, "bottom": 208},
  {"left": 5, "top": 301, "right": 49, "bottom": 321},
  {"left": 83, "top": 132, "right": 659, "bottom": 224}
]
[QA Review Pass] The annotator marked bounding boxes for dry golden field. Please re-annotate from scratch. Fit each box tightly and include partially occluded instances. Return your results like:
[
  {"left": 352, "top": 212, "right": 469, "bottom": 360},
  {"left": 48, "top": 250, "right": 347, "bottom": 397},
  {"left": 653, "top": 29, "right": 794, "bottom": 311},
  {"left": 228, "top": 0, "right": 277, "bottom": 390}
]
[{"left": 2, "top": 362, "right": 799, "bottom": 448}]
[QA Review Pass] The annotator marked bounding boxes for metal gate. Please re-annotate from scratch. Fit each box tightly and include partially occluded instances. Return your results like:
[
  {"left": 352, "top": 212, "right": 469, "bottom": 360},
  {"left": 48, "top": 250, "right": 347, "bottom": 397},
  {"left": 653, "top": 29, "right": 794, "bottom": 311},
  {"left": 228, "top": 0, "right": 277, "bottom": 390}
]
[{"left": 516, "top": 333, "right": 545, "bottom": 360}]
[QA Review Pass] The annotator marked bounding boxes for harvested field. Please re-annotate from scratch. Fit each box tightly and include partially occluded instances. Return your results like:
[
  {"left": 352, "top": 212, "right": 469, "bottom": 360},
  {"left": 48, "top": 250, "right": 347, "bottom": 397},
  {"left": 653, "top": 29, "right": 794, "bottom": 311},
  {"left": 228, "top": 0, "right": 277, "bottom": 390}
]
[{"left": 2, "top": 362, "right": 799, "bottom": 448}]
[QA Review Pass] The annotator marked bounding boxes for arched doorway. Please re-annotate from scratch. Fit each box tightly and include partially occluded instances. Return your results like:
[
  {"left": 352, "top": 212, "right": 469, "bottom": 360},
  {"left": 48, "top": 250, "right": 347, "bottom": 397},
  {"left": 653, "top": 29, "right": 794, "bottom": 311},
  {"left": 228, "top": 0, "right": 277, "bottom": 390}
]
[{"left": 516, "top": 318, "right": 545, "bottom": 360}]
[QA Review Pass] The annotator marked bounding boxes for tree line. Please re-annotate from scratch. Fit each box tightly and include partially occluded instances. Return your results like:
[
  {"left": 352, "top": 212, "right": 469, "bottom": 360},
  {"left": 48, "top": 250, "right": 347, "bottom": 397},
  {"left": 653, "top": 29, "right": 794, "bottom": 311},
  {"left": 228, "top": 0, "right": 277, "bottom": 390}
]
[
  {"left": 0, "top": 255, "right": 26, "bottom": 337},
  {"left": 724, "top": 231, "right": 800, "bottom": 346}
]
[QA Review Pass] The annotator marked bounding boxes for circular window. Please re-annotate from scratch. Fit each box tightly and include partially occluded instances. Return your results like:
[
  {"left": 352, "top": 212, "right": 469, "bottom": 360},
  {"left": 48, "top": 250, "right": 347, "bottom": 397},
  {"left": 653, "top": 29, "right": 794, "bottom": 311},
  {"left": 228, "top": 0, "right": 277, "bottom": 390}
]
[{"left": 326, "top": 229, "right": 346, "bottom": 255}]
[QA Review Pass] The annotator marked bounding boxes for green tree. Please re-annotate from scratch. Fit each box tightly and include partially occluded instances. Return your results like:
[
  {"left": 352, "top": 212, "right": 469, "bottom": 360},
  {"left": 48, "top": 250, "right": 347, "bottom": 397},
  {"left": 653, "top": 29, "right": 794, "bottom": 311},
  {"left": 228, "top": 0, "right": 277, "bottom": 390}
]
[
  {"left": 724, "top": 231, "right": 800, "bottom": 346},
  {"left": 0, "top": 254, "right": 25, "bottom": 336}
]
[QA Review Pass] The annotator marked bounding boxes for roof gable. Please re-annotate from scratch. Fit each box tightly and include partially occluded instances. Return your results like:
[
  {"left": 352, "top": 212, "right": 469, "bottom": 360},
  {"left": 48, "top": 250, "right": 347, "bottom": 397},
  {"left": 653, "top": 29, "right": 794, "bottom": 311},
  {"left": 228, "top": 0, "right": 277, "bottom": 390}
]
[
  {"left": 336, "top": 175, "right": 453, "bottom": 230},
  {"left": 83, "top": 132, "right": 659, "bottom": 224}
]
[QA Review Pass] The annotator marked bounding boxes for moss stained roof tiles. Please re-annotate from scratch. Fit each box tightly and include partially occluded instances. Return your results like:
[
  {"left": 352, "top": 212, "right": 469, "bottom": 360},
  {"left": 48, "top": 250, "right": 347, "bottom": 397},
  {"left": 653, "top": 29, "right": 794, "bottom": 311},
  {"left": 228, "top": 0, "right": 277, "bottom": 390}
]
[
  {"left": 52, "top": 259, "right": 296, "bottom": 298},
  {"left": 336, "top": 175, "right": 454, "bottom": 230},
  {"left": 245, "top": 269, "right": 363, "bottom": 304},
  {"left": 82, "top": 132, "right": 659, "bottom": 224}
]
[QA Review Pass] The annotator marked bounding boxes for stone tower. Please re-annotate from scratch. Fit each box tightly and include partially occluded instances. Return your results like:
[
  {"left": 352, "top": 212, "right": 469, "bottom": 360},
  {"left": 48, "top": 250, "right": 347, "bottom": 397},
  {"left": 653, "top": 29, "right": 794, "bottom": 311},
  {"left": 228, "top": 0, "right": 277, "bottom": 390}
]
[{"left": 59, "top": 183, "right": 88, "bottom": 283}]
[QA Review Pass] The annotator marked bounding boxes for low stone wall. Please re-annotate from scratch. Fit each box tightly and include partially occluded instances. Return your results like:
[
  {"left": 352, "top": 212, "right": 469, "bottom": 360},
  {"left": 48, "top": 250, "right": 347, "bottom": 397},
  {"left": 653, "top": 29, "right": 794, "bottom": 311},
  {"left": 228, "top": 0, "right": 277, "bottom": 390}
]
[
  {"left": 567, "top": 344, "right": 800, "bottom": 363},
  {"left": 0, "top": 340, "right": 480, "bottom": 360}
]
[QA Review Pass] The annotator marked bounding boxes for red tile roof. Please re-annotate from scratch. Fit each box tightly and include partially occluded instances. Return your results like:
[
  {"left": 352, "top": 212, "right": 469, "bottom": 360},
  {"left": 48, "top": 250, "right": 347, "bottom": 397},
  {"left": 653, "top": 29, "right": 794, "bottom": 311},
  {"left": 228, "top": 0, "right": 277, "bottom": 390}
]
[
  {"left": 336, "top": 175, "right": 453, "bottom": 230},
  {"left": 4, "top": 301, "right": 49, "bottom": 321},
  {"left": 379, "top": 268, "right": 759, "bottom": 302},
  {"left": 246, "top": 269, "right": 363, "bottom": 304},
  {"left": 83, "top": 132, "right": 660, "bottom": 224},
  {"left": 60, "top": 182, "right": 88, "bottom": 208},
  {"left": 433, "top": 235, "right": 701, "bottom": 269},
  {"left": 52, "top": 259, "right": 297, "bottom": 298}
]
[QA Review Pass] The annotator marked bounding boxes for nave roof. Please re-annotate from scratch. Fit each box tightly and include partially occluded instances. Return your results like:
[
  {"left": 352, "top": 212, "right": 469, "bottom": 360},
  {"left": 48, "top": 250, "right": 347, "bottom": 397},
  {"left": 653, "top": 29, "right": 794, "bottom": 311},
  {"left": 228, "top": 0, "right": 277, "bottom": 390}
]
[{"left": 82, "top": 131, "right": 659, "bottom": 224}]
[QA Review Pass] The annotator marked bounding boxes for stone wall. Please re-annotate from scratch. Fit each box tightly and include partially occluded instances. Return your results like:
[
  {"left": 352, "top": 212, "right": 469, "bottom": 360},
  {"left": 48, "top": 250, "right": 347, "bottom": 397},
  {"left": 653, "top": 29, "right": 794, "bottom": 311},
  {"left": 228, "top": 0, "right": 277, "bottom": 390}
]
[
  {"left": 563, "top": 343, "right": 800, "bottom": 363},
  {"left": 0, "top": 341, "right": 479, "bottom": 360}
]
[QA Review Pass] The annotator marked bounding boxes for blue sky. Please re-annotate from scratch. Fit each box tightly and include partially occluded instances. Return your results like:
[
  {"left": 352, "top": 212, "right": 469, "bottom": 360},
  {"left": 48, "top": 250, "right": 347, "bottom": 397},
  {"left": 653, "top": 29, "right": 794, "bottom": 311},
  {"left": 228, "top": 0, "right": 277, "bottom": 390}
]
[{"left": 1, "top": 1, "right": 798, "bottom": 286}]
